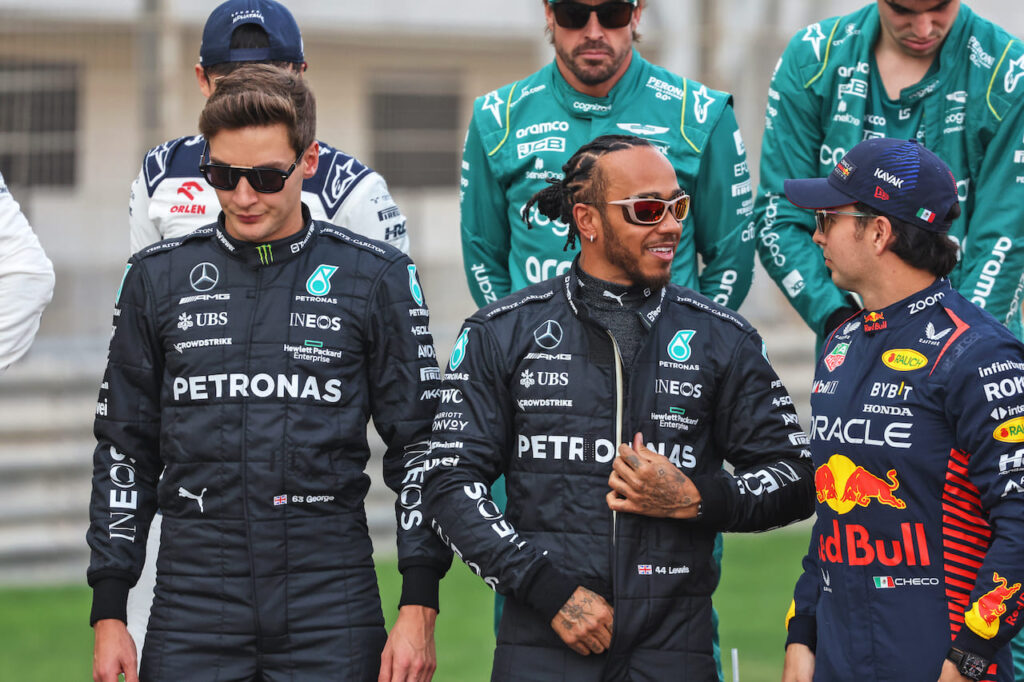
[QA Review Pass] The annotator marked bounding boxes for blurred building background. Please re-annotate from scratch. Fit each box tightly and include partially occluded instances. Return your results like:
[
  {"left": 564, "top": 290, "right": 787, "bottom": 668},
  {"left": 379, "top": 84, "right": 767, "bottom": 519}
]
[{"left": 0, "top": 0, "right": 1021, "bottom": 582}]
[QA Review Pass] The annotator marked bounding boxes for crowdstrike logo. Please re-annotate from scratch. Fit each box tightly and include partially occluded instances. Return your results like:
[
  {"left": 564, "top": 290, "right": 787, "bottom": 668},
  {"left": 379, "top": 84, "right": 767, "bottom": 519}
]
[{"left": 189, "top": 263, "right": 219, "bottom": 292}]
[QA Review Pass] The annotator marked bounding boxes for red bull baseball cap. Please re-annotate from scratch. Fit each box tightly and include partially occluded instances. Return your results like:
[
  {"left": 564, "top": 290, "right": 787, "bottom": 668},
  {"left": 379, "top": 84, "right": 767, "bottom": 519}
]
[
  {"left": 200, "top": 0, "right": 304, "bottom": 67},
  {"left": 784, "top": 138, "right": 959, "bottom": 233}
]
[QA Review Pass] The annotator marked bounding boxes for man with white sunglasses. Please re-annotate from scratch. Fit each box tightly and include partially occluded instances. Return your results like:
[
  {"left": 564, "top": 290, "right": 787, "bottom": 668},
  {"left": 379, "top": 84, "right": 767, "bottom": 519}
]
[
  {"left": 427, "top": 134, "right": 812, "bottom": 681},
  {"left": 458, "top": 3, "right": 755, "bottom": 668}
]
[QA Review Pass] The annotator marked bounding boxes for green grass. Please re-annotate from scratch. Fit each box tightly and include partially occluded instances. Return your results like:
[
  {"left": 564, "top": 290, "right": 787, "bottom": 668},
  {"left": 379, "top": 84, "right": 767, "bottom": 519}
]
[{"left": 0, "top": 528, "right": 811, "bottom": 681}]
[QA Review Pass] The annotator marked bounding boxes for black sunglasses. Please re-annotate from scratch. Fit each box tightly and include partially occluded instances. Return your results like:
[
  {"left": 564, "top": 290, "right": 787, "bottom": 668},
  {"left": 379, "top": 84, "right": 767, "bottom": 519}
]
[
  {"left": 198, "top": 143, "right": 303, "bottom": 193},
  {"left": 552, "top": 1, "right": 635, "bottom": 30}
]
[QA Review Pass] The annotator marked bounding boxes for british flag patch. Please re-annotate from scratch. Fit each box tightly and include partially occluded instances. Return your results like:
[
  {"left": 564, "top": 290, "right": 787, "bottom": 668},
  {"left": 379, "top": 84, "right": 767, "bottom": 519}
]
[
  {"left": 637, "top": 564, "right": 652, "bottom": 575},
  {"left": 274, "top": 494, "right": 288, "bottom": 506}
]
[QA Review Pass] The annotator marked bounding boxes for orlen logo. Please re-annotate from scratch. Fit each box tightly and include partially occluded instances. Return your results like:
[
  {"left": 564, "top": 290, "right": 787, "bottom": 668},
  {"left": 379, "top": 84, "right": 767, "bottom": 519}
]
[
  {"left": 882, "top": 348, "right": 928, "bottom": 372},
  {"left": 965, "top": 573, "right": 1021, "bottom": 640},
  {"left": 994, "top": 416, "right": 1024, "bottom": 443},
  {"left": 815, "top": 454, "right": 906, "bottom": 514}
]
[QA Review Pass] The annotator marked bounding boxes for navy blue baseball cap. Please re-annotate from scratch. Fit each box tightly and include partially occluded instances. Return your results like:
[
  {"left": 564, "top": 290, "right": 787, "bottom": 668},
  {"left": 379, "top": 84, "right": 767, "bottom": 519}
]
[
  {"left": 200, "top": 0, "right": 304, "bottom": 67},
  {"left": 784, "top": 138, "right": 959, "bottom": 233}
]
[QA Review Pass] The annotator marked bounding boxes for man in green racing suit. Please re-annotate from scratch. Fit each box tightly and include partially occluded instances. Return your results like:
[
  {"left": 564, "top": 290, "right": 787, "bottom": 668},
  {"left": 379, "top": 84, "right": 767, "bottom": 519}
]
[
  {"left": 754, "top": 0, "right": 1024, "bottom": 344},
  {"left": 461, "top": 2, "right": 754, "bottom": 312},
  {"left": 458, "top": 2, "right": 754, "bottom": 679}
]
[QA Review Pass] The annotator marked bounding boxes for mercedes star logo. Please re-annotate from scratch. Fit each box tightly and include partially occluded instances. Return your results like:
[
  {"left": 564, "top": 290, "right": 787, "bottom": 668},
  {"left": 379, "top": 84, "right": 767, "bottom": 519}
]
[
  {"left": 189, "top": 262, "right": 219, "bottom": 292},
  {"left": 533, "top": 320, "right": 563, "bottom": 350}
]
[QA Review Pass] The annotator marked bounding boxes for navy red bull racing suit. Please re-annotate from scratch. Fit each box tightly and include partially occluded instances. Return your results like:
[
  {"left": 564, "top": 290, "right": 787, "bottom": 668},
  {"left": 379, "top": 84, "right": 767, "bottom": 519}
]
[{"left": 787, "top": 279, "right": 1024, "bottom": 680}]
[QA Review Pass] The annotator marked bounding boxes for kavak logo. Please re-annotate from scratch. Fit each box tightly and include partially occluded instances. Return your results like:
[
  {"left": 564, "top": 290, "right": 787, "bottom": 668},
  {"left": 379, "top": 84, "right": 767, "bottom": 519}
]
[{"left": 189, "top": 263, "right": 219, "bottom": 292}]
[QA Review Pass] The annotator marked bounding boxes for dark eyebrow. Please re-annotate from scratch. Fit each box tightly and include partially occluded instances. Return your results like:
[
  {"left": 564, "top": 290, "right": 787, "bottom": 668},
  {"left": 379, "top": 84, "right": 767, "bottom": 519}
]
[{"left": 884, "top": 0, "right": 953, "bottom": 14}]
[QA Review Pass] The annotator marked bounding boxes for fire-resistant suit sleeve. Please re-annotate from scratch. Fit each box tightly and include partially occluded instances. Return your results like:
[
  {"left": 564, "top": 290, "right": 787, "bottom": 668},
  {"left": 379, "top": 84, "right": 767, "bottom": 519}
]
[
  {"left": 86, "top": 260, "right": 165, "bottom": 625},
  {"left": 0, "top": 172, "right": 54, "bottom": 372},
  {"left": 366, "top": 258, "right": 452, "bottom": 610},
  {"left": 460, "top": 116, "right": 513, "bottom": 308},
  {"left": 944, "top": 335, "right": 1024, "bottom": 660},
  {"left": 128, "top": 165, "right": 161, "bottom": 255},
  {"left": 692, "top": 329, "right": 816, "bottom": 531},
  {"left": 785, "top": 535, "right": 823, "bottom": 651},
  {"left": 753, "top": 29, "right": 857, "bottom": 339},
  {"left": 954, "top": 93, "right": 1024, "bottom": 331},
  {"left": 693, "top": 104, "right": 754, "bottom": 310},
  {"left": 423, "top": 320, "right": 579, "bottom": 623},
  {"left": 328, "top": 171, "right": 411, "bottom": 255}
]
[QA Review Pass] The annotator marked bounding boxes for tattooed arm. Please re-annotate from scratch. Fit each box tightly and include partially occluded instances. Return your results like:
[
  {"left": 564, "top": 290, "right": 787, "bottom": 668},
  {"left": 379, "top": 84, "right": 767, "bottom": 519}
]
[
  {"left": 550, "top": 586, "right": 614, "bottom": 656},
  {"left": 606, "top": 433, "right": 702, "bottom": 519}
]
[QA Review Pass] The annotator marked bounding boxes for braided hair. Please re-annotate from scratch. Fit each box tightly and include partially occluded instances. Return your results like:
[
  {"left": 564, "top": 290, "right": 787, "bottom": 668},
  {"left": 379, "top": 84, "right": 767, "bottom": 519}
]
[{"left": 521, "top": 134, "right": 653, "bottom": 250}]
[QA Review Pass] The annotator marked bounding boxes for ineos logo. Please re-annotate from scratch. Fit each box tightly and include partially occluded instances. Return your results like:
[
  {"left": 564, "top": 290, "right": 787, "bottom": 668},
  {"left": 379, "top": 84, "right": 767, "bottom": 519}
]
[
  {"left": 534, "top": 320, "right": 563, "bottom": 349},
  {"left": 189, "top": 263, "right": 219, "bottom": 292}
]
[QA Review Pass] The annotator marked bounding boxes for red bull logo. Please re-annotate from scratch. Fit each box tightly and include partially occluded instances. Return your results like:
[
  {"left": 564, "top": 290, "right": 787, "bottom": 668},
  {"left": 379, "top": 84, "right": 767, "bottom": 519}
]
[
  {"left": 882, "top": 348, "right": 928, "bottom": 372},
  {"left": 815, "top": 454, "right": 907, "bottom": 514},
  {"left": 863, "top": 312, "right": 887, "bottom": 332},
  {"left": 965, "top": 573, "right": 1022, "bottom": 640},
  {"left": 994, "top": 416, "right": 1024, "bottom": 443},
  {"left": 818, "top": 519, "right": 930, "bottom": 567}
]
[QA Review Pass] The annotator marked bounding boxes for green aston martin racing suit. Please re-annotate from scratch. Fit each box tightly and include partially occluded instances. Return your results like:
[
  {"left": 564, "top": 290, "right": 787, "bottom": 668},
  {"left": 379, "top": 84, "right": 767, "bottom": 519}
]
[
  {"left": 754, "top": 3, "right": 1024, "bottom": 342},
  {"left": 460, "top": 49, "right": 754, "bottom": 311}
]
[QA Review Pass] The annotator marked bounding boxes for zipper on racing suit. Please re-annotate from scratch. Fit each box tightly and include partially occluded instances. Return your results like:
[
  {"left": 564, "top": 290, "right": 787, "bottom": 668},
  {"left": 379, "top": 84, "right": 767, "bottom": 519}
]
[{"left": 607, "top": 331, "right": 624, "bottom": 653}]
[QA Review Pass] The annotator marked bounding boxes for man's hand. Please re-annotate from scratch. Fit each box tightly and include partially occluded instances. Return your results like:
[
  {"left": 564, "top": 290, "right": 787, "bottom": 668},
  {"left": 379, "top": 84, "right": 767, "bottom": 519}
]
[
  {"left": 781, "top": 643, "right": 814, "bottom": 682},
  {"left": 93, "top": 618, "right": 138, "bottom": 682},
  {"left": 379, "top": 605, "right": 438, "bottom": 682},
  {"left": 606, "top": 432, "right": 701, "bottom": 519},
  {"left": 550, "top": 586, "right": 614, "bottom": 656},
  {"left": 937, "top": 658, "right": 973, "bottom": 682}
]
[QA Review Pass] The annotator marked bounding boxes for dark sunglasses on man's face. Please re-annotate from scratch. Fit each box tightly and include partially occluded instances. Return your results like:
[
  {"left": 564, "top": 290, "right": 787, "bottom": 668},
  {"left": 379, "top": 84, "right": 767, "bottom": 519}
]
[
  {"left": 198, "top": 143, "right": 303, "bottom": 193},
  {"left": 552, "top": 1, "right": 635, "bottom": 30}
]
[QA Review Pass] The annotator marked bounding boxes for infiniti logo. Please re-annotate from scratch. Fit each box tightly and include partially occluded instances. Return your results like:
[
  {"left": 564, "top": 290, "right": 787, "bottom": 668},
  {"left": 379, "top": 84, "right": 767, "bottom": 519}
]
[
  {"left": 190, "top": 263, "right": 219, "bottom": 292},
  {"left": 533, "top": 320, "right": 563, "bottom": 350}
]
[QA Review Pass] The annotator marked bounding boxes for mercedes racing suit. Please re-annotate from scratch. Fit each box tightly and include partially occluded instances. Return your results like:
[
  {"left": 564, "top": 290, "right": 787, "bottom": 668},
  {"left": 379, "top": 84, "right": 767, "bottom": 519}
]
[
  {"left": 129, "top": 135, "right": 409, "bottom": 254},
  {"left": 87, "top": 210, "right": 450, "bottom": 680},
  {"left": 0, "top": 170, "right": 53, "bottom": 372},
  {"left": 754, "top": 4, "right": 1024, "bottom": 340},
  {"left": 424, "top": 268, "right": 814, "bottom": 680},
  {"left": 787, "top": 279, "right": 1024, "bottom": 681},
  {"left": 461, "top": 50, "right": 754, "bottom": 311}
]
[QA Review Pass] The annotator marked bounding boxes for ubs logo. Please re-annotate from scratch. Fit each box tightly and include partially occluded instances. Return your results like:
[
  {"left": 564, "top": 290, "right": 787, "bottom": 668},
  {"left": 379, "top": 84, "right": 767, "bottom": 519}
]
[{"left": 189, "top": 263, "right": 219, "bottom": 292}]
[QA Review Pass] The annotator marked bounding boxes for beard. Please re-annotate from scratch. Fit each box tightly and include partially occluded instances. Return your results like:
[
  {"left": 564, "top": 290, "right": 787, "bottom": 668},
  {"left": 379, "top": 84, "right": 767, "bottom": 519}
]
[
  {"left": 600, "top": 214, "right": 673, "bottom": 290},
  {"left": 555, "top": 39, "right": 630, "bottom": 87}
]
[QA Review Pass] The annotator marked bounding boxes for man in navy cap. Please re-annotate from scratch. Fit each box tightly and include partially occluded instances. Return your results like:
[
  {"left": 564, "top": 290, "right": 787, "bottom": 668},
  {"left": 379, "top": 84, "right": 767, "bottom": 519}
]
[
  {"left": 128, "top": 0, "right": 408, "bottom": 256},
  {"left": 781, "top": 138, "right": 1024, "bottom": 682}
]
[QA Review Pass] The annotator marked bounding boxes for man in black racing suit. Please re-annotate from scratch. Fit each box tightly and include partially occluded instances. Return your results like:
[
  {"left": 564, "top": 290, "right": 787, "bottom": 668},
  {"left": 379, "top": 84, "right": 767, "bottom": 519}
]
[
  {"left": 424, "top": 135, "right": 814, "bottom": 681},
  {"left": 87, "top": 66, "right": 450, "bottom": 682}
]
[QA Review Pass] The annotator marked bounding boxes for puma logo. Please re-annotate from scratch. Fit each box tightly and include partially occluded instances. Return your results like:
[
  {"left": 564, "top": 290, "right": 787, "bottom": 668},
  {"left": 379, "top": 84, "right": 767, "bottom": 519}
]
[
  {"left": 602, "top": 290, "right": 626, "bottom": 307},
  {"left": 178, "top": 486, "right": 208, "bottom": 513}
]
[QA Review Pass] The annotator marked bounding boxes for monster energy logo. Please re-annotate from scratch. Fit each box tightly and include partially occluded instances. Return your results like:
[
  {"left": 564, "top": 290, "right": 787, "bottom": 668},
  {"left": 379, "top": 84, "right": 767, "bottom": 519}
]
[{"left": 256, "top": 244, "right": 273, "bottom": 265}]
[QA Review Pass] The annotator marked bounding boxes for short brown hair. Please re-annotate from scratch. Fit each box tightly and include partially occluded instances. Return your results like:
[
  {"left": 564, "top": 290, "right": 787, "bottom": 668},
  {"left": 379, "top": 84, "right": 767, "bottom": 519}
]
[{"left": 198, "top": 63, "right": 316, "bottom": 157}]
